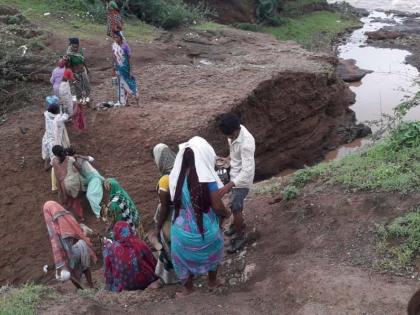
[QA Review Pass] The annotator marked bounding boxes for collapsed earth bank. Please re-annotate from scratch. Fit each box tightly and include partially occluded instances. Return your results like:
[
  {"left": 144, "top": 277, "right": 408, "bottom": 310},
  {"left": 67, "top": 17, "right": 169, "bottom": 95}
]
[{"left": 0, "top": 22, "right": 365, "bottom": 283}]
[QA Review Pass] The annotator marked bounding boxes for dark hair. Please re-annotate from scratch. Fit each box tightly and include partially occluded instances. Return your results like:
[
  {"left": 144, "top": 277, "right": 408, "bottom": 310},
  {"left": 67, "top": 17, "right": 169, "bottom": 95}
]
[
  {"left": 173, "top": 148, "right": 211, "bottom": 238},
  {"left": 113, "top": 31, "right": 123, "bottom": 40},
  {"left": 52, "top": 145, "right": 66, "bottom": 163},
  {"left": 219, "top": 113, "right": 240, "bottom": 136},
  {"left": 65, "top": 147, "right": 76, "bottom": 156},
  {"left": 47, "top": 105, "right": 59, "bottom": 115}
]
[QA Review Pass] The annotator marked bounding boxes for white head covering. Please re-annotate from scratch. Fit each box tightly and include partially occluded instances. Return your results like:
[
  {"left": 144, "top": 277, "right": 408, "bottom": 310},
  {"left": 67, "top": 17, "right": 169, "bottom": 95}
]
[
  {"left": 169, "top": 136, "right": 223, "bottom": 201},
  {"left": 153, "top": 143, "right": 176, "bottom": 176}
]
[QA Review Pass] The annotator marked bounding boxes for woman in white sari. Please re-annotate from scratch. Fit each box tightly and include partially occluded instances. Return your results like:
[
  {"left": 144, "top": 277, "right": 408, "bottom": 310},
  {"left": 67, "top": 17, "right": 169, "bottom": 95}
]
[{"left": 42, "top": 96, "right": 70, "bottom": 170}]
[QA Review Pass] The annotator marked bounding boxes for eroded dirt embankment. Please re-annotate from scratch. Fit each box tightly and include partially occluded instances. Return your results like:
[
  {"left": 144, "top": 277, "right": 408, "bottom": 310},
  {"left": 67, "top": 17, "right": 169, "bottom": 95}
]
[{"left": 0, "top": 27, "right": 362, "bottom": 284}]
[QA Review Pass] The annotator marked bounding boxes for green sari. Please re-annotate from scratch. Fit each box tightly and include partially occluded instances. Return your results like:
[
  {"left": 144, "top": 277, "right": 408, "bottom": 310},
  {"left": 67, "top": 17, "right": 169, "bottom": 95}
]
[{"left": 105, "top": 178, "right": 141, "bottom": 233}]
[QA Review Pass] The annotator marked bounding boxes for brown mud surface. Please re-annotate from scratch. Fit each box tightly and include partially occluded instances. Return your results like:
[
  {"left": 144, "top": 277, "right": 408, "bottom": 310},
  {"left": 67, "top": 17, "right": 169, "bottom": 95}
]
[
  {"left": 38, "top": 183, "right": 420, "bottom": 314},
  {"left": 0, "top": 26, "right": 362, "bottom": 285},
  {"left": 1, "top": 10, "right": 416, "bottom": 314}
]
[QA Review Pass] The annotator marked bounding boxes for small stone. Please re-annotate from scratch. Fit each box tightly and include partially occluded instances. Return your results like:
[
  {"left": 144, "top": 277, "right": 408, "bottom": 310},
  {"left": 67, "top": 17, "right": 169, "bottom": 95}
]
[{"left": 229, "top": 278, "right": 238, "bottom": 286}]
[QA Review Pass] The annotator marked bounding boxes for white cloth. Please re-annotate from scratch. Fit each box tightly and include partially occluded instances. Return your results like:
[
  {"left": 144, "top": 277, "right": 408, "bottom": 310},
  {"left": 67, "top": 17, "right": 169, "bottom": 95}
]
[
  {"left": 228, "top": 125, "right": 255, "bottom": 188},
  {"left": 169, "top": 136, "right": 223, "bottom": 201},
  {"left": 59, "top": 81, "right": 74, "bottom": 116},
  {"left": 112, "top": 42, "right": 124, "bottom": 66},
  {"left": 41, "top": 111, "right": 70, "bottom": 161}
]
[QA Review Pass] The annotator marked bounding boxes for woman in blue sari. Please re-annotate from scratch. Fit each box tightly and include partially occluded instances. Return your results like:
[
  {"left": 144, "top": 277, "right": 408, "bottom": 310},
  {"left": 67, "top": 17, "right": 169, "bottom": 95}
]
[
  {"left": 112, "top": 31, "right": 139, "bottom": 106},
  {"left": 169, "top": 136, "right": 231, "bottom": 296}
]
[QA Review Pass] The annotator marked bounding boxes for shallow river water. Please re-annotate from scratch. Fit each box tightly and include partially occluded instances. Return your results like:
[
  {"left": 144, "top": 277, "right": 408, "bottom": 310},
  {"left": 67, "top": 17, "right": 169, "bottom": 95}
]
[
  {"left": 326, "top": 8, "right": 420, "bottom": 159},
  {"left": 328, "top": 0, "right": 420, "bottom": 13}
]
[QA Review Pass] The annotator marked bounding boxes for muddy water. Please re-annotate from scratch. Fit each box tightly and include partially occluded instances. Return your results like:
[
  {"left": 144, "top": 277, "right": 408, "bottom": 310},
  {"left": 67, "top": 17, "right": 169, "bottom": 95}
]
[
  {"left": 339, "top": 11, "right": 420, "bottom": 123},
  {"left": 326, "top": 11, "right": 420, "bottom": 160},
  {"left": 328, "top": 0, "right": 420, "bottom": 13}
]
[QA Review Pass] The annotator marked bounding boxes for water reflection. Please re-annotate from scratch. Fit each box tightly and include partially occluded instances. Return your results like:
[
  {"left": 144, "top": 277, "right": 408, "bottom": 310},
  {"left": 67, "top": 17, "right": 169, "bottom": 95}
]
[{"left": 331, "top": 11, "right": 419, "bottom": 159}]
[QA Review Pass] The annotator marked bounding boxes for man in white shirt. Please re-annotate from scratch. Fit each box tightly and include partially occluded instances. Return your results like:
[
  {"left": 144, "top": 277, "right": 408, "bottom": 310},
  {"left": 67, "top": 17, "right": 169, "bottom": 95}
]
[{"left": 218, "top": 113, "right": 255, "bottom": 253}]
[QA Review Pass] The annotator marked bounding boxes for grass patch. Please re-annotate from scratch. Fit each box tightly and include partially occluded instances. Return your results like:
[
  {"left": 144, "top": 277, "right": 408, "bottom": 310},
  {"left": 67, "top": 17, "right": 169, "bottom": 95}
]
[
  {"left": 254, "top": 177, "right": 283, "bottom": 195},
  {"left": 375, "top": 208, "right": 420, "bottom": 272},
  {"left": 325, "top": 140, "right": 420, "bottom": 194},
  {"left": 192, "top": 22, "right": 226, "bottom": 31},
  {"left": 261, "top": 10, "right": 360, "bottom": 50},
  {"left": 0, "top": 0, "right": 157, "bottom": 42},
  {"left": 0, "top": 284, "right": 46, "bottom": 315}
]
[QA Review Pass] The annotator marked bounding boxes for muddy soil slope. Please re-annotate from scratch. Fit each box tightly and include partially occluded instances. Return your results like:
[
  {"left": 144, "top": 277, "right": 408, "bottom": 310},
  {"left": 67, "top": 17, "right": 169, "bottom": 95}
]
[
  {"left": 0, "top": 27, "right": 360, "bottom": 284},
  {"left": 38, "top": 184, "right": 420, "bottom": 314}
]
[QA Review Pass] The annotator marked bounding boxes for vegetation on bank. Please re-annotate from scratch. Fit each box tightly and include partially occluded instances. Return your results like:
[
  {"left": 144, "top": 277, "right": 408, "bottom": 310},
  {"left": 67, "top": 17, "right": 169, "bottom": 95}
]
[
  {"left": 0, "top": 0, "right": 156, "bottom": 41},
  {"left": 234, "top": 0, "right": 361, "bottom": 50},
  {"left": 255, "top": 92, "right": 420, "bottom": 272},
  {"left": 0, "top": 284, "right": 47, "bottom": 315},
  {"left": 261, "top": 11, "right": 359, "bottom": 51}
]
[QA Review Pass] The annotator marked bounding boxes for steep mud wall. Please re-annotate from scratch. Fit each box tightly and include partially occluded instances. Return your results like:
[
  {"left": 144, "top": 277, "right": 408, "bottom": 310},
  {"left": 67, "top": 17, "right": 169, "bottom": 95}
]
[{"left": 205, "top": 71, "right": 356, "bottom": 178}]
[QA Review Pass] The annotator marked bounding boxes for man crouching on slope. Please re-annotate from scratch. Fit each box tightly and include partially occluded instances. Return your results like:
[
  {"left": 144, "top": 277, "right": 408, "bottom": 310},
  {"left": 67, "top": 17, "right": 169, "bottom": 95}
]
[{"left": 218, "top": 113, "right": 255, "bottom": 253}]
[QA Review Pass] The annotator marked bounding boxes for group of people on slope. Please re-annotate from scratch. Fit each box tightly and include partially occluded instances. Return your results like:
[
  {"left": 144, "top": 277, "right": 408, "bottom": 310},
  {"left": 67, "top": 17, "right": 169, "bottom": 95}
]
[{"left": 42, "top": 113, "right": 255, "bottom": 296}]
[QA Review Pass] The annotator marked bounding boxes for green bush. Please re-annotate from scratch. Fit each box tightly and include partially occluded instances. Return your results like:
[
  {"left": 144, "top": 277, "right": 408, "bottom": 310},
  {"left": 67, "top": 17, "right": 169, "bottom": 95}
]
[
  {"left": 256, "top": 0, "right": 279, "bottom": 23},
  {"left": 283, "top": 185, "right": 299, "bottom": 200},
  {"left": 128, "top": 0, "right": 204, "bottom": 29},
  {"left": 389, "top": 121, "right": 420, "bottom": 149}
]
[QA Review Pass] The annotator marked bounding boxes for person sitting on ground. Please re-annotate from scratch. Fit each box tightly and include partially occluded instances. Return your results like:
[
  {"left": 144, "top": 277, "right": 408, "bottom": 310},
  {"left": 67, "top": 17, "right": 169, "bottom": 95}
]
[
  {"left": 150, "top": 143, "right": 178, "bottom": 287},
  {"left": 52, "top": 145, "right": 84, "bottom": 221},
  {"left": 43, "top": 200, "right": 96, "bottom": 289},
  {"left": 107, "top": 0, "right": 123, "bottom": 38},
  {"left": 218, "top": 113, "right": 255, "bottom": 253},
  {"left": 42, "top": 96, "right": 70, "bottom": 171},
  {"left": 66, "top": 37, "right": 91, "bottom": 103},
  {"left": 103, "top": 221, "right": 158, "bottom": 292},
  {"left": 102, "top": 178, "right": 144, "bottom": 239},
  {"left": 65, "top": 147, "right": 105, "bottom": 219},
  {"left": 50, "top": 58, "right": 66, "bottom": 96},
  {"left": 112, "top": 31, "right": 139, "bottom": 106},
  {"left": 169, "top": 136, "right": 231, "bottom": 296},
  {"left": 59, "top": 68, "right": 75, "bottom": 117}
]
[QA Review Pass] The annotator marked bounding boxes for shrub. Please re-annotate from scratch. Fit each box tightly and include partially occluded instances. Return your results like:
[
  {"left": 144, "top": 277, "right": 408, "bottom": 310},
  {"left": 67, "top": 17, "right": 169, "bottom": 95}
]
[
  {"left": 127, "top": 0, "right": 204, "bottom": 29},
  {"left": 389, "top": 121, "right": 420, "bottom": 150},
  {"left": 283, "top": 185, "right": 299, "bottom": 200},
  {"left": 256, "top": 0, "right": 279, "bottom": 23}
]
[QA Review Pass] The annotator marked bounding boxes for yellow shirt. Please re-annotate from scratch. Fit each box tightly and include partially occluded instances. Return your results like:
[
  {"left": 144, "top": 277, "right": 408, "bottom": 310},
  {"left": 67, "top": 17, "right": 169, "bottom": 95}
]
[{"left": 158, "top": 175, "right": 169, "bottom": 192}]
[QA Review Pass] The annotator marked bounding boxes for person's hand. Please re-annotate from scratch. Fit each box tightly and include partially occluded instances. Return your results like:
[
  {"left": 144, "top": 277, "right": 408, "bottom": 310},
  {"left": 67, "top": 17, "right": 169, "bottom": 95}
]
[{"left": 218, "top": 181, "right": 235, "bottom": 197}]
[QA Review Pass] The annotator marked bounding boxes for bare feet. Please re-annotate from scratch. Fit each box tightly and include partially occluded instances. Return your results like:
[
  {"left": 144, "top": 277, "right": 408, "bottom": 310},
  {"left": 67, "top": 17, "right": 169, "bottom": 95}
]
[
  {"left": 208, "top": 275, "right": 225, "bottom": 292},
  {"left": 175, "top": 287, "right": 195, "bottom": 298},
  {"left": 149, "top": 279, "right": 163, "bottom": 289}
]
